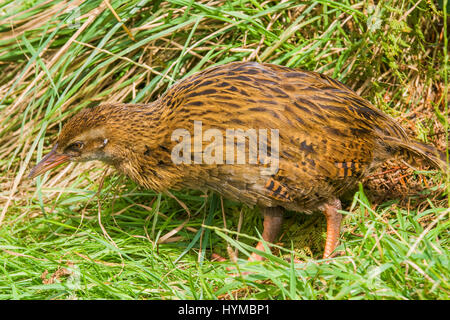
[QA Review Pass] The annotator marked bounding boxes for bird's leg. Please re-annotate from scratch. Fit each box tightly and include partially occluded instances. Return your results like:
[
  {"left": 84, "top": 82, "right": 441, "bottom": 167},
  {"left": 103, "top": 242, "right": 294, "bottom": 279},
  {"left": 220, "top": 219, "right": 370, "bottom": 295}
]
[
  {"left": 214, "top": 200, "right": 342, "bottom": 263},
  {"left": 211, "top": 206, "right": 284, "bottom": 262},
  {"left": 249, "top": 206, "right": 284, "bottom": 261},
  {"left": 320, "top": 198, "right": 342, "bottom": 259}
]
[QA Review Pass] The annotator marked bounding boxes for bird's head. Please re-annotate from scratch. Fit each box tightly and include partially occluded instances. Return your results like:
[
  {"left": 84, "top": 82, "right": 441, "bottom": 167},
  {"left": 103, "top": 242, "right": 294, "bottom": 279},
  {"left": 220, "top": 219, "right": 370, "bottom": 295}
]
[{"left": 28, "top": 106, "right": 123, "bottom": 179}]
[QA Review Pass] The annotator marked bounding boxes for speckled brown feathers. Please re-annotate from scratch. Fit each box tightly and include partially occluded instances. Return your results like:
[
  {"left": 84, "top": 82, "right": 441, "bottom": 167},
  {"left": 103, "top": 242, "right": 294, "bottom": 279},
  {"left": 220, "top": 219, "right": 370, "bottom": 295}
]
[
  {"left": 56, "top": 61, "right": 445, "bottom": 212},
  {"left": 31, "top": 61, "right": 447, "bottom": 259}
]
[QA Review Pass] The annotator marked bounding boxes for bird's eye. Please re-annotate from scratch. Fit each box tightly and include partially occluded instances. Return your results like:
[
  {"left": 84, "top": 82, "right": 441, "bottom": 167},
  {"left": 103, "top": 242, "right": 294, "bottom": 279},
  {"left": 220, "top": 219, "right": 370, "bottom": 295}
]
[{"left": 67, "top": 141, "right": 84, "bottom": 152}]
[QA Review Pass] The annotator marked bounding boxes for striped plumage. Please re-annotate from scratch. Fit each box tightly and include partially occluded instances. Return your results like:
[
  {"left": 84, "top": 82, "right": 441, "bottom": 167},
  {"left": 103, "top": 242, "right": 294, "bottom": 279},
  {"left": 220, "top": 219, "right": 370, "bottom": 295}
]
[{"left": 30, "top": 61, "right": 446, "bottom": 260}]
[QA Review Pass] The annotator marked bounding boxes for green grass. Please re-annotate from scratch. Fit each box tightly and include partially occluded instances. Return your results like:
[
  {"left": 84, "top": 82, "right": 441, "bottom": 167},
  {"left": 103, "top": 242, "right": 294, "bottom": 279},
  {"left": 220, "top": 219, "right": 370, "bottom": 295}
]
[{"left": 0, "top": 0, "right": 448, "bottom": 299}]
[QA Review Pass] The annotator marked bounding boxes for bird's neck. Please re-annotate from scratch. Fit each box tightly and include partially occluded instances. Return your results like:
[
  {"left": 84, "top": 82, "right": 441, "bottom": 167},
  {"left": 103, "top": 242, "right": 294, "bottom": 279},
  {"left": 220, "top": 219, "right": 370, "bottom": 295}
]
[{"left": 104, "top": 102, "right": 179, "bottom": 191}]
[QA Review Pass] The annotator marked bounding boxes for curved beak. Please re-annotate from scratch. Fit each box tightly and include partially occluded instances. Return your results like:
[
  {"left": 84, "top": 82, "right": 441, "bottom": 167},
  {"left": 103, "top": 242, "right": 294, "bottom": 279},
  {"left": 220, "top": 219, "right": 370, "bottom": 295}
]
[{"left": 28, "top": 144, "right": 70, "bottom": 179}]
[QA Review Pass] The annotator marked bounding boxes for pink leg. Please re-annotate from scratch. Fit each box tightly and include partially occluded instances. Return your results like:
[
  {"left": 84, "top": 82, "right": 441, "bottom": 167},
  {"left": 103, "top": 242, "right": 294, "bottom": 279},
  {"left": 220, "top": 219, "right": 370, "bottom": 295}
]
[
  {"left": 249, "top": 207, "right": 284, "bottom": 261},
  {"left": 321, "top": 198, "right": 342, "bottom": 258},
  {"left": 213, "top": 199, "right": 342, "bottom": 263},
  {"left": 211, "top": 207, "right": 284, "bottom": 262}
]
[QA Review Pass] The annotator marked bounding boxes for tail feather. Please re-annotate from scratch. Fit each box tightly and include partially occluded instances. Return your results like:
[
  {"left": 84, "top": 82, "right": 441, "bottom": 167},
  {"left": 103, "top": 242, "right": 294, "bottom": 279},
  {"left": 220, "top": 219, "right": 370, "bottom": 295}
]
[{"left": 381, "top": 136, "right": 448, "bottom": 173}]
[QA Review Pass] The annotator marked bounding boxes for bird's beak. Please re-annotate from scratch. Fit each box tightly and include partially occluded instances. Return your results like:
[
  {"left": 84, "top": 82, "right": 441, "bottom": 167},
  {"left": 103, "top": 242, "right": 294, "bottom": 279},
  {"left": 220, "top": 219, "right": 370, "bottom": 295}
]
[{"left": 28, "top": 144, "right": 70, "bottom": 179}]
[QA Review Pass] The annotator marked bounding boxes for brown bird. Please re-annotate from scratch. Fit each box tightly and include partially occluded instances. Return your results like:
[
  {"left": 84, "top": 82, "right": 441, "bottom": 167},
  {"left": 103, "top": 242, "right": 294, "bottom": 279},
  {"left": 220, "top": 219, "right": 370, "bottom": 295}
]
[{"left": 29, "top": 61, "right": 447, "bottom": 261}]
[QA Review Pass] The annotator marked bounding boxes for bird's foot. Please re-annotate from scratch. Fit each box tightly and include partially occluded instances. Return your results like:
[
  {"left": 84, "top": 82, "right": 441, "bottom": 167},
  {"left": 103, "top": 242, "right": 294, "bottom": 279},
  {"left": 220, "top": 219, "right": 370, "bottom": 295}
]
[
  {"left": 211, "top": 252, "right": 253, "bottom": 276},
  {"left": 211, "top": 252, "right": 228, "bottom": 262},
  {"left": 211, "top": 243, "right": 272, "bottom": 276}
]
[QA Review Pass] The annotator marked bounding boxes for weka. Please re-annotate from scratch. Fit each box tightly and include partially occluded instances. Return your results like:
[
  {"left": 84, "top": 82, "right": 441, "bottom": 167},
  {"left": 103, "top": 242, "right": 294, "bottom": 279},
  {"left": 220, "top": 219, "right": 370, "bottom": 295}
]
[{"left": 29, "top": 61, "right": 447, "bottom": 260}]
